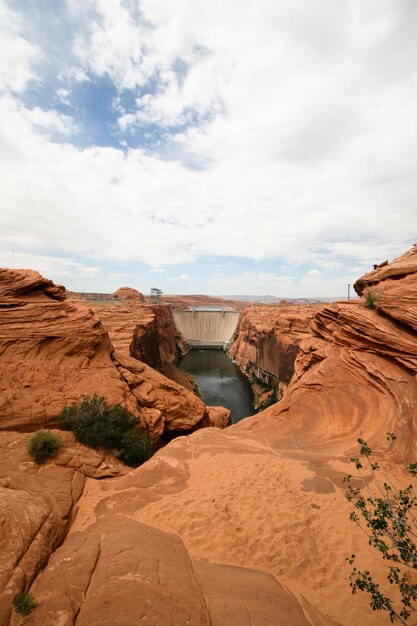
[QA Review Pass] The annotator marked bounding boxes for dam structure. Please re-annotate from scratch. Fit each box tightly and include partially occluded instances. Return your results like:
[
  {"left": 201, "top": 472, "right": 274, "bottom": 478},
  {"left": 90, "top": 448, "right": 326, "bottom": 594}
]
[{"left": 172, "top": 307, "right": 240, "bottom": 349}]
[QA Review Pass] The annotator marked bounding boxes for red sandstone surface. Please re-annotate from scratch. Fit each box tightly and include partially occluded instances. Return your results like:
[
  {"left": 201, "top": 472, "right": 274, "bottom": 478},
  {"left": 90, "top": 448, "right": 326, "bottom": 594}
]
[
  {"left": 0, "top": 269, "right": 226, "bottom": 442},
  {"left": 112, "top": 286, "right": 145, "bottom": 301},
  {"left": 91, "top": 301, "right": 180, "bottom": 368},
  {"left": 1, "top": 245, "right": 417, "bottom": 625},
  {"left": 229, "top": 302, "right": 321, "bottom": 390}
]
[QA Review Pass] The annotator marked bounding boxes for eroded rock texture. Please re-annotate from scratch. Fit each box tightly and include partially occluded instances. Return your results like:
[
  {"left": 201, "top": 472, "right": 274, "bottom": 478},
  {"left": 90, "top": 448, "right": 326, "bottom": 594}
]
[
  {"left": 3, "top": 246, "right": 417, "bottom": 626},
  {"left": 235, "top": 247, "right": 417, "bottom": 460},
  {"left": 229, "top": 303, "right": 320, "bottom": 388},
  {"left": 0, "top": 430, "right": 126, "bottom": 625},
  {"left": 112, "top": 286, "right": 145, "bottom": 301},
  {"left": 94, "top": 302, "right": 180, "bottom": 368},
  {"left": 0, "top": 269, "right": 224, "bottom": 442}
]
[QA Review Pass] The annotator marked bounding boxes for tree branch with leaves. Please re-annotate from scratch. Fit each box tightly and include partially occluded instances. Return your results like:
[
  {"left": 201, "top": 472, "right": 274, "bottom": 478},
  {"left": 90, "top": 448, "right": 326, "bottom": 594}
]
[{"left": 345, "top": 433, "right": 417, "bottom": 624}]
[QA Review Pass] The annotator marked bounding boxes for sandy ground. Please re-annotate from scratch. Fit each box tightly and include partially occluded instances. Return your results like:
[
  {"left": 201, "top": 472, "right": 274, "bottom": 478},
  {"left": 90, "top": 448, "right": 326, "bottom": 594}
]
[{"left": 69, "top": 427, "right": 407, "bottom": 626}]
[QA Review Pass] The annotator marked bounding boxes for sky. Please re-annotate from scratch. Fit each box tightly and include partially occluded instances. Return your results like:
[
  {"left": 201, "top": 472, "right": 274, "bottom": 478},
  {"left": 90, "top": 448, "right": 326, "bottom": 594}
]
[{"left": 0, "top": 0, "right": 416, "bottom": 298}]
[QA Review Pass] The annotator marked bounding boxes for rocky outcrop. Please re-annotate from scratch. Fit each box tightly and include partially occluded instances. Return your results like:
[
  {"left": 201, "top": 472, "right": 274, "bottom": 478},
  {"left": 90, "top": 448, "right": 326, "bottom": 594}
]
[
  {"left": 354, "top": 243, "right": 417, "bottom": 294},
  {"left": 0, "top": 269, "right": 222, "bottom": 442},
  {"left": 0, "top": 430, "right": 126, "bottom": 624},
  {"left": 130, "top": 305, "right": 181, "bottom": 366},
  {"left": 236, "top": 245, "right": 417, "bottom": 460},
  {"left": 229, "top": 304, "right": 320, "bottom": 387},
  {"left": 196, "top": 405, "right": 231, "bottom": 430},
  {"left": 353, "top": 244, "right": 417, "bottom": 335},
  {"left": 112, "top": 286, "right": 145, "bottom": 301},
  {"left": 94, "top": 302, "right": 180, "bottom": 368},
  {"left": 9, "top": 430, "right": 340, "bottom": 626},
  {"left": 3, "top": 248, "right": 417, "bottom": 626},
  {"left": 0, "top": 268, "right": 129, "bottom": 431}
]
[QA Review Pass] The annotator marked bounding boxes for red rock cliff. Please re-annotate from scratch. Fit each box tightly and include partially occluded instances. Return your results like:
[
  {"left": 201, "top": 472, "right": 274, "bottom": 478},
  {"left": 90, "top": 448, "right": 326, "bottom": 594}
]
[
  {"left": 0, "top": 269, "right": 225, "bottom": 442},
  {"left": 229, "top": 303, "right": 321, "bottom": 387},
  {"left": 2, "top": 250, "right": 417, "bottom": 625},
  {"left": 93, "top": 302, "right": 180, "bottom": 368},
  {"left": 237, "top": 245, "right": 417, "bottom": 460}
]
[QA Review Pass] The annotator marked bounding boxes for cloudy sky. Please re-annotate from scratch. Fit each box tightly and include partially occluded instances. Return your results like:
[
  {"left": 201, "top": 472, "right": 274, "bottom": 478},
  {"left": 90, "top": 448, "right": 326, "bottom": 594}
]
[{"left": 0, "top": 0, "right": 416, "bottom": 297}]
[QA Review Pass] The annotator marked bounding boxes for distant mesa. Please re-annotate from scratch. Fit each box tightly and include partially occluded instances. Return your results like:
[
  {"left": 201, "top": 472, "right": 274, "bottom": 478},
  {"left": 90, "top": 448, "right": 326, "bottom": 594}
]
[{"left": 112, "top": 286, "right": 145, "bottom": 301}]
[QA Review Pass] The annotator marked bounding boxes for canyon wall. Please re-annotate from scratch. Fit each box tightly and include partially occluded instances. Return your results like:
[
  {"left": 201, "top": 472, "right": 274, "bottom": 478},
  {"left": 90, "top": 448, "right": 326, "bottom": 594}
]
[
  {"left": 229, "top": 304, "right": 320, "bottom": 386},
  {"left": 0, "top": 269, "right": 228, "bottom": 442},
  {"left": 2, "top": 246, "right": 417, "bottom": 625},
  {"left": 235, "top": 244, "right": 417, "bottom": 460},
  {"left": 93, "top": 302, "right": 180, "bottom": 368}
]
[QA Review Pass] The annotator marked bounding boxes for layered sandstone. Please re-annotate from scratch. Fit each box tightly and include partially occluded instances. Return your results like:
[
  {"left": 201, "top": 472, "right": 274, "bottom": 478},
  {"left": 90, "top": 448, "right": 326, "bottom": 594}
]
[
  {"left": 92, "top": 302, "right": 180, "bottom": 368},
  {"left": 9, "top": 430, "right": 340, "bottom": 626},
  {"left": 234, "top": 250, "right": 417, "bottom": 460},
  {"left": 112, "top": 286, "right": 145, "bottom": 301},
  {"left": 0, "top": 430, "right": 127, "bottom": 624},
  {"left": 229, "top": 304, "right": 321, "bottom": 387},
  {"left": 3, "top": 247, "right": 417, "bottom": 625},
  {"left": 354, "top": 243, "right": 417, "bottom": 294},
  {"left": 0, "top": 269, "right": 223, "bottom": 442}
]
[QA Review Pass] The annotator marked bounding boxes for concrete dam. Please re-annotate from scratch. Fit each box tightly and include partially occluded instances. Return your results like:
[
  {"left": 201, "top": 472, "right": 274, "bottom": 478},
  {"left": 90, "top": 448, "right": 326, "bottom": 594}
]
[{"left": 172, "top": 308, "right": 240, "bottom": 349}]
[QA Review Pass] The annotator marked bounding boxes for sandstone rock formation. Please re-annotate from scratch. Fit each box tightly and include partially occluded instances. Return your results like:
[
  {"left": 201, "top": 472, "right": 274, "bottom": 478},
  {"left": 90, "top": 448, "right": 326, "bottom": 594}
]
[
  {"left": 354, "top": 242, "right": 417, "bottom": 294},
  {"left": 112, "top": 286, "right": 145, "bottom": 301},
  {"left": 0, "top": 269, "right": 224, "bottom": 442},
  {"left": 94, "top": 302, "right": 180, "bottom": 368},
  {"left": 229, "top": 303, "right": 321, "bottom": 389},
  {"left": 236, "top": 248, "right": 417, "bottom": 460},
  {"left": 2, "top": 246, "right": 417, "bottom": 626},
  {"left": 7, "top": 430, "right": 338, "bottom": 626},
  {"left": 0, "top": 430, "right": 126, "bottom": 624}
]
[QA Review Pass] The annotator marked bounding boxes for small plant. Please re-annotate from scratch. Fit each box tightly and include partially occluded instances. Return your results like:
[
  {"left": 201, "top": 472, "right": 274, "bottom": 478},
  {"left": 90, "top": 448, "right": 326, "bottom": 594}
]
[
  {"left": 58, "top": 395, "right": 151, "bottom": 467},
  {"left": 13, "top": 592, "right": 37, "bottom": 615},
  {"left": 363, "top": 287, "right": 380, "bottom": 309},
  {"left": 345, "top": 434, "right": 417, "bottom": 624},
  {"left": 27, "top": 429, "right": 62, "bottom": 464},
  {"left": 117, "top": 429, "right": 152, "bottom": 467}
]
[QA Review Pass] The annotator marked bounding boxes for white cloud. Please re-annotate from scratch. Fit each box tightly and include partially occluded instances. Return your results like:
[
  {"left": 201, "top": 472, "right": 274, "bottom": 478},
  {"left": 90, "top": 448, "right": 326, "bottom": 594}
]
[
  {"left": 0, "top": 251, "right": 101, "bottom": 279},
  {"left": 59, "top": 65, "right": 91, "bottom": 83},
  {"left": 22, "top": 104, "right": 79, "bottom": 136},
  {"left": 305, "top": 269, "right": 322, "bottom": 278},
  {"left": 166, "top": 273, "right": 196, "bottom": 282},
  {"left": 57, "top": 87, "right": 72, "bottom": 105},
  {"left": 207, "top": 272, "right": 294, "bottom": 295},
  {"left": 0, "top": 0, "right": 416, "bottom": 295},
  {"left": 70, "top": 0, "right": 154, "bottom": 90},
  {"left": 0, "top": 0, "right": 41, "bottom": 92}
]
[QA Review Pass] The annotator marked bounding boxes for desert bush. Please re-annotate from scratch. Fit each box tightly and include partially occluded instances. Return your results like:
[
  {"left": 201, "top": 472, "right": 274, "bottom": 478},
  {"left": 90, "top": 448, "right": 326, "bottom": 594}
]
[
  {"left": 13, "top": 592, "right": 37, "bottom": 615},
  {"left": 345, "top": 434, "right": 417, "bottom": 624},
  {"left": 27, "top": 429, "right": 62, "bottom": 464},
  {"left": 117, "top": 429, "right": 152, "bottom": 466},
  {"left": 363, "top": 287, "right": 380, "bottom": 309},
  {"left": 58, "top": 394, "right": 151, "bottom": 467}
]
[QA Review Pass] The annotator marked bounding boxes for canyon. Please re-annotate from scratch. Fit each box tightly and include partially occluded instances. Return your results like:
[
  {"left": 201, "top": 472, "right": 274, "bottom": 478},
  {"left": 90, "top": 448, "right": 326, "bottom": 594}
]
[{"left": 0, "top": 244, "right": 417, "bottom": 625}]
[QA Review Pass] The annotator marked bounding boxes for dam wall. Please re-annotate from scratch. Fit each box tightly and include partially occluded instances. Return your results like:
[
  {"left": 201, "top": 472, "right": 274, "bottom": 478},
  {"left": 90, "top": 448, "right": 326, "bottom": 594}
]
[{"left": 172, "top": 309, "right": 240, "bottom": 349}]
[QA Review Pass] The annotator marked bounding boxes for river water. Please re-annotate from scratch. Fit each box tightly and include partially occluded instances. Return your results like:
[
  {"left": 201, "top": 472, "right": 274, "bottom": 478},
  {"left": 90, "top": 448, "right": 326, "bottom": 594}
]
[{"left": 178, "top": 349, "right": 255, "bottom": 424}]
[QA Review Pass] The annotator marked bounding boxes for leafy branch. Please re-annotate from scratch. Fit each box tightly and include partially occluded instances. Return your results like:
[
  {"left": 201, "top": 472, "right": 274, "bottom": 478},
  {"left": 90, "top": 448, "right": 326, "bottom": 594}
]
[{"left": 345, "top": 434, "right": 417, "bottom": 624}]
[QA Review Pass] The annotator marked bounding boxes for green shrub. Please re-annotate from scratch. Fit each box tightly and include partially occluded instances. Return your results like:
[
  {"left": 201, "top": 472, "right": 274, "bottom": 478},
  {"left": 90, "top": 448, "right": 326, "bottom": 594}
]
[
  {"left": 345, "top": 434, "right": 417, "bottom": 624},
  {"left": 58, "top": 395, "right": 151, "bottom": 468},
  {"left": 117, "top": 429, "right": 152, "bottom": 467},
  {"left": 27, "top": 430, "right": 62, "bottom": 464},
  {"left": 363, "top": 287, "right": 380, "bottom": 309},
  {"left": 13, "top": 592, "right": 37, "bottom": 615}
]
